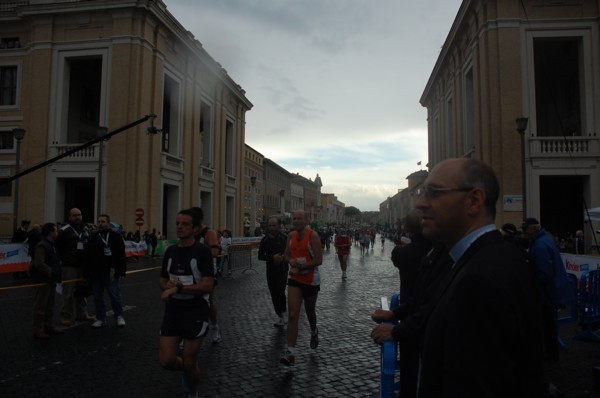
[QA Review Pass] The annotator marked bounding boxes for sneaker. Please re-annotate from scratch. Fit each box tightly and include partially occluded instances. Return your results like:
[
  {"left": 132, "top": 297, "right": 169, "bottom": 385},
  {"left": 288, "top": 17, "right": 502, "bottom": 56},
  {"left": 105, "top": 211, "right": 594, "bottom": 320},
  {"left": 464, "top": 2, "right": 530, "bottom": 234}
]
[
  {"left": 280, "top": 351, "right": 295, "bottom": 366},
  {"left": 116, "top": 316, "right": 126, "bottom": 327},
  {"left": 181, "top": 373, "right": 190, "bottom": 394},
  {"left": 310, "top": 327, "right": 319, "bottom": 349},
  {"left": 212, "top": 328, "right": 221, "bottom": 344},
  {"left": 342, "top": 271, "right": 347, "bottom": 279},
  {"left": 273, "top": 317, "right": 286, "bottom": 327},
  {"left": 92, "top": 320, "right": 105, "bottom": 328}
]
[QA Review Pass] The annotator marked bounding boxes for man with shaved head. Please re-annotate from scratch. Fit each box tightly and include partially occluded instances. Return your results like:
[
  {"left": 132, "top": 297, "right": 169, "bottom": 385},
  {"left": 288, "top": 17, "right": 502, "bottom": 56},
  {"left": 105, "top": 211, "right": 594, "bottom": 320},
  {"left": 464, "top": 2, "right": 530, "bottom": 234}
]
[{"left": 415, "top": 158, "right": 543, "bottom": 397}]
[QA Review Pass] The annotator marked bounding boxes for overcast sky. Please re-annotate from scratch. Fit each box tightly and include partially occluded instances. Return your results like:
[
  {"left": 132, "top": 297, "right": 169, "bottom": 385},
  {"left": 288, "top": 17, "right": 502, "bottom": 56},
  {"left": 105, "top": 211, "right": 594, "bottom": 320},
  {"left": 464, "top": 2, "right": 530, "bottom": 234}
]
[{"left": 166, "top": 0, "right": 463, "bottom": 211}]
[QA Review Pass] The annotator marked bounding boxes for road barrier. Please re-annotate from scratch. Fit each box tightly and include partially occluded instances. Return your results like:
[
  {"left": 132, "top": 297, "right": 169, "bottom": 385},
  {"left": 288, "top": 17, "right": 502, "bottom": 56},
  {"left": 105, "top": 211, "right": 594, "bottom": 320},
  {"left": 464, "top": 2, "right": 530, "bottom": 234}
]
[
  {"left": 224, "top": 237, "right": 262, "bottom": 275},
  {"left": 379, "top": 292, "right": 400, "bottom": 398},
  {"left": 574, "top": 270, "right": 600, "bottom": 342},
  {"left": 557, "top": 273, "right": 579, "bottom": 348},
  {"left": 0, "top": 241, "right": 148, "bottom": 275}
]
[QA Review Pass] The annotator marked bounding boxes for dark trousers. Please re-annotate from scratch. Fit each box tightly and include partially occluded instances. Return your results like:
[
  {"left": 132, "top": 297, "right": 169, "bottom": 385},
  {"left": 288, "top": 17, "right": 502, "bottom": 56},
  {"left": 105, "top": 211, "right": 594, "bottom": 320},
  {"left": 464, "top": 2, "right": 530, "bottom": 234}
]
[
  {"left": 399, "top": 336, "right": 419, "bottom": 398},
  {"left": 33, "top": 283, "right": 56, "bottom": 332},
  {"left": 266, "top": 264, "right": 288, "bottom": 317}
]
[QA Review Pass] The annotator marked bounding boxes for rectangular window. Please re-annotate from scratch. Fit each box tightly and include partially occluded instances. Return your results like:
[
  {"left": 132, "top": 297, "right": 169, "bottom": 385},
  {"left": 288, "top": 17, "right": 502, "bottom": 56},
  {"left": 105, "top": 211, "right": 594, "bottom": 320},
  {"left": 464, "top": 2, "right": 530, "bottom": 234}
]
[
  {"left": 534, "top": 37, "right": 583, "bottom": 137},
  {"left": 200, "top": 102, "right": 212, "bottom": 166},
  {"left": 0, "top": 179, "right": 11, "bottom": 197},
  {"left": 0, "top": 167, "right": 12, "bottom": 197},
  {"left": 0, "top": 130, "right": 15, "bottom": 150},
  {"left": 445, "top": 95, "right": 454, "bottom": 156},
  {"left": 463, "top": 66, "right": 475, "bottom": 153},
  {"left": 0, "top": 65, "right": 18, "bottom": 106},
  {"left": 162, "top": 74, "right": 181, "bottom": 155},
  {"left": 0, "top": 38, "right": 21, "bottom": 49},
  {"left": 225, "top": 120, "right": 235, "bottom": 175},
  {"left": 65, "top": 57, "right": 102, "bottom": 143}
]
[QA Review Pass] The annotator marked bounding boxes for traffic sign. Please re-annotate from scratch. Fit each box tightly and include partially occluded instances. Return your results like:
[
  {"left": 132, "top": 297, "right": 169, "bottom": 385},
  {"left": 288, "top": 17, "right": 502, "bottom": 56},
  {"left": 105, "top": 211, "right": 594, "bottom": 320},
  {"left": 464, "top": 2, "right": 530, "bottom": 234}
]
[
  {"left": 135, "top": 208, "right": 144, "bottom": 217},
  {"left": 135, "top": 218, "right": 144, "bottom": 227}
]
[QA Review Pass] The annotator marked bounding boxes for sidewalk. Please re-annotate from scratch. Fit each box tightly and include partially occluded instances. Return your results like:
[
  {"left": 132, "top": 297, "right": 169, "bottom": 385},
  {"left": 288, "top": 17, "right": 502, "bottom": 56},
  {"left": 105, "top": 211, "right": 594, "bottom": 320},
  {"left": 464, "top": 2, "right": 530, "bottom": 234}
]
[{"left": 0, "top": 239, "right": 599, "bottom": 397}]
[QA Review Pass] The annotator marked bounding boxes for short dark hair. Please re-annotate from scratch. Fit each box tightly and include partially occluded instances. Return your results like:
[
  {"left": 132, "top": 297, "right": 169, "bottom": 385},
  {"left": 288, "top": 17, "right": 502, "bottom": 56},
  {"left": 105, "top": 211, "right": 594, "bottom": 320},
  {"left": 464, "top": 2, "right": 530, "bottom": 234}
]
[
  {"left": 188, "top": 207, "right": 204, "bottom": 222},
  {"left": 41, "top": 222, "right": 56, "bottom": 237},
  {"left": 98, "top": 213, "right": 111, "bottom": 223},
  {"left": 268, "top": 217, "right": 281, "bottom": 226},
  {"left": 461, "top": 159, "right": 499, "bottom": 219},
  {"left": 179, "top": 209, "right": 200, "bottom": 227}
]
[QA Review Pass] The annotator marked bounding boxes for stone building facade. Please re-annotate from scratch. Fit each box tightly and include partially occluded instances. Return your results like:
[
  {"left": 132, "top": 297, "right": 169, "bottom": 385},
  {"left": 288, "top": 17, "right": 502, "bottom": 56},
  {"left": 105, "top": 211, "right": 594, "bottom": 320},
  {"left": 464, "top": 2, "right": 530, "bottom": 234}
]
[
  {"left": 420, "top": 0, "right": 600, "bottom": 238},
  {"left": 0, "top": 0, "right": 252, "bottom": 237}
]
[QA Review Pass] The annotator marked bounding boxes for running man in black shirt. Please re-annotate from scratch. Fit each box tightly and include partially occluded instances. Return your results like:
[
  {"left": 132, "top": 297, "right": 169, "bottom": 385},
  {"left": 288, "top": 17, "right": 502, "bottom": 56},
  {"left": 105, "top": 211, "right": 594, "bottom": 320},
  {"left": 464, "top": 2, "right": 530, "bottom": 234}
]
[{"left": 159, "top": 209, "right": 215, "bottom": 398}]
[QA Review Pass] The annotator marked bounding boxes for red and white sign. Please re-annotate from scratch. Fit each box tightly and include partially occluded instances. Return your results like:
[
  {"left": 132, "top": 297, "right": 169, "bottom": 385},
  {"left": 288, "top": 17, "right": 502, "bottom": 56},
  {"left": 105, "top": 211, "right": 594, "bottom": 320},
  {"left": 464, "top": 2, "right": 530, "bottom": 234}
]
[{"left": 135, "top": 208, "right": 144, "bottom": 227}]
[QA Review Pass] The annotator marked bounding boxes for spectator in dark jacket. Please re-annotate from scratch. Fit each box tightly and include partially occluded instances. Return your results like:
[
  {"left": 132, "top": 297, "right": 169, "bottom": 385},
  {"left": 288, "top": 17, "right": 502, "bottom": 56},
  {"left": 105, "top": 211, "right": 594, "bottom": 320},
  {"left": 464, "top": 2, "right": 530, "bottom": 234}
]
[
  {"left": 86, "top": 214, "right": 127, "bottom": 328},
  {"left": 55, "top": 208, "right": 94, "bottom": 326},
  {"left": 32, "top": 223, "right": 63, "bottom": 339}
]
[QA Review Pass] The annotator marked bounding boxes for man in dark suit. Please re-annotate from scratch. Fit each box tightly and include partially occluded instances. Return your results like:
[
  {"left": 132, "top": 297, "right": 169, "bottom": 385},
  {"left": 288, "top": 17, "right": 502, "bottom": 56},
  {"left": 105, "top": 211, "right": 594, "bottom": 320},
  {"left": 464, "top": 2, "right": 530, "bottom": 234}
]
[{"left": 415, "top": 158, "right": 543, "bottom": 398}]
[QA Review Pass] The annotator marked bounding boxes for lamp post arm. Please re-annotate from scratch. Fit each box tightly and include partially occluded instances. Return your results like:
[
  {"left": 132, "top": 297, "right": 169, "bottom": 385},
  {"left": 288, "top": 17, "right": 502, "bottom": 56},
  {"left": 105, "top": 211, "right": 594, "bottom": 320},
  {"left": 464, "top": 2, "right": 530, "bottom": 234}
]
[{"left": 0, "top": 114, "right": 156, "bottom": 187}]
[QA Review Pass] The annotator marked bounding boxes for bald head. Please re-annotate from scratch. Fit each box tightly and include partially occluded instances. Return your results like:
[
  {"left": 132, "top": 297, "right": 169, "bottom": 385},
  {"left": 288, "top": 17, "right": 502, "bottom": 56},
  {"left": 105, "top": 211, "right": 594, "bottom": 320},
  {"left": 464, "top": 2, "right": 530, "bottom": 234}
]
[
  {"left": 291, "top": 210, "right": 308, "bottom": 231},
  {"left": 68, "top": 208, "right": 82, "bottom": 225}
]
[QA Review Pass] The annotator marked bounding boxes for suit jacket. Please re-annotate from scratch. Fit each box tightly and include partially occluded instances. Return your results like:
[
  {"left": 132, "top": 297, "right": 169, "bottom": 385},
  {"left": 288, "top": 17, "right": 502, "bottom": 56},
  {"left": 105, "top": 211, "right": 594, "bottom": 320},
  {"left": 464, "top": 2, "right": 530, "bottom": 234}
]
[{"left": 419, "top": 230, "right": 543, "bottom": 398}]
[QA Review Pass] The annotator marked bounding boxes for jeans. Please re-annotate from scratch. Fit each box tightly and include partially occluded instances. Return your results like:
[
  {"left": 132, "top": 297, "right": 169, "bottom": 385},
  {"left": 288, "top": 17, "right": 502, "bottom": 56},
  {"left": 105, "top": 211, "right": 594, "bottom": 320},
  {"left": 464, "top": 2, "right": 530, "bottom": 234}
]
[{"left": 93, "top": 276, "right": 123, "bottom": 321}]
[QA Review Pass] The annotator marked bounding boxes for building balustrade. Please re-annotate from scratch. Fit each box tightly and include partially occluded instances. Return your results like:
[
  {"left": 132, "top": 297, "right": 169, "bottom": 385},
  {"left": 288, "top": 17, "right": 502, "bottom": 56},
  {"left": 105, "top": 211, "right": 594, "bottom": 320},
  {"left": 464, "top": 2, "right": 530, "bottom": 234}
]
[
  {"left": 529, "top": 136, "right": 599, "bottom": 158},
  {"left": 226, "top": 174, "right": 236, "bottom": 186},
  {"left": 200, "top": 165, "right": 215, "bottom": 180},
  {"left": 161, "top": 153, "right": 184, "bottom": 172},
  {"left": 49, "top": 143, "right": 100, "bottom": 162}
]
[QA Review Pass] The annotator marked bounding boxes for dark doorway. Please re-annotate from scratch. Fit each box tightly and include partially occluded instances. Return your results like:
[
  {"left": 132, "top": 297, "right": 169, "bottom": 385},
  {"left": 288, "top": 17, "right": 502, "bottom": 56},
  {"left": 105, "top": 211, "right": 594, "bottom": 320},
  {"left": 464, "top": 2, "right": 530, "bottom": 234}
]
[
  {"left": 539, "top": 175, "right": 583, "bottom": 239},
  {"left": 64, "top": 178, "right": 95, "bottom": 224}
]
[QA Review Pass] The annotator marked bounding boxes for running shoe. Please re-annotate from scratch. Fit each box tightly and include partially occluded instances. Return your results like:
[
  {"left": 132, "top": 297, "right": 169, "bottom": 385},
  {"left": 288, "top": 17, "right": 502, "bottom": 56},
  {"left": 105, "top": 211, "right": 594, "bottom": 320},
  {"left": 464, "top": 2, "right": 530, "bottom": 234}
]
[
  {"left": 92, "top": 320, "right": 105, "bottom": 328},
  {"left": 280, "top": 351, "right": 295, "bottom": 366},
  {"left": 212, "top": 328, "right": 221, "bottom": 344}
]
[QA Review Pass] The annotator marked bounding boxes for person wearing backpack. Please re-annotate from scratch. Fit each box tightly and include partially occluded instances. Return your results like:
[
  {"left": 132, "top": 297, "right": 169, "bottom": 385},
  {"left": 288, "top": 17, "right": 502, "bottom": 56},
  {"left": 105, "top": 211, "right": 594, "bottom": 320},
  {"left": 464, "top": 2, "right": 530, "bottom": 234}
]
[{"left": 522, "top": 218, "right": 573, "bottom": 362}]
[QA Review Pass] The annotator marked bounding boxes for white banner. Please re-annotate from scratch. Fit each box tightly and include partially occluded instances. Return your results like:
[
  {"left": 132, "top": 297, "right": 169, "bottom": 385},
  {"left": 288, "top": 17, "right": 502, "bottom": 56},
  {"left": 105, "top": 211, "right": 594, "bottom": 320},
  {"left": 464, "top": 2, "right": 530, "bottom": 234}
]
[{"left": 561, "top": 253, "right": 600, "bottom": 279}]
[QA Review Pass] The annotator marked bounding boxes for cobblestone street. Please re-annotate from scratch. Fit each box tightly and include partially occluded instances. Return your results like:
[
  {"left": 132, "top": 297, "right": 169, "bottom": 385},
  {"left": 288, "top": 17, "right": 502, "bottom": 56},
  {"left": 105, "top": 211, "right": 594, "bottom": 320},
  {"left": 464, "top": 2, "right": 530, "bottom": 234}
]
[{"left": 1, "top": 237, "right": 599, "bottom": 397}]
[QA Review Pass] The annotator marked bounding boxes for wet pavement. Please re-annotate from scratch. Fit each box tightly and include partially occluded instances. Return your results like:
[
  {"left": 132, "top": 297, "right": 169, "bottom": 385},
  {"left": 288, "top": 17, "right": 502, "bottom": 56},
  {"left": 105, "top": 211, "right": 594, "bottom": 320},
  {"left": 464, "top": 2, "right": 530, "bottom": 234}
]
[{"left": 0, "top": 236, "right": 599, "bottom": 397}]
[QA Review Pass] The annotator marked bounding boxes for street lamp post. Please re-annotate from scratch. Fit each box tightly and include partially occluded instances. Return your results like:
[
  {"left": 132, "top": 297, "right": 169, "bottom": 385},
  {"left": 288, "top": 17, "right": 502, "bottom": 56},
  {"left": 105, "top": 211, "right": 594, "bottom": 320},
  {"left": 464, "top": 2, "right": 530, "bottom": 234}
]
[
  {"left": 96, "top": 126, "right": 109, "bottom": 217},
  {"left": 250, "top": 176, "right": 257, "bottom": 235},
  {"left": 516, "top": 117, "right": 529, "bottom": 218},
  {"left": 12, "top": 128, "right": 26, "bottom": 233}
]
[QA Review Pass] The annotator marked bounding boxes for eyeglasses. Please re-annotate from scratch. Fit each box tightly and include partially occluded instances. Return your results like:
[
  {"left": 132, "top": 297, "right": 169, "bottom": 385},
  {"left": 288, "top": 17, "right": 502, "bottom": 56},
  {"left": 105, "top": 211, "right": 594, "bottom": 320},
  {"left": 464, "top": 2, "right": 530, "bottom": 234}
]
[{"left": 418, "top": 185, "right": 474, "bottom": 199}]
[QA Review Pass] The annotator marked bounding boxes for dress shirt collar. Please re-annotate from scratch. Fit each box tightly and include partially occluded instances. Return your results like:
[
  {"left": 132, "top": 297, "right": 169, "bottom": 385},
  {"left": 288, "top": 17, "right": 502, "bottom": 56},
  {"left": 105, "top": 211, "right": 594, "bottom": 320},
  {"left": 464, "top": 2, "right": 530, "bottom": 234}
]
[{"left": 449, "top": 224, "right": 497, "bottom": 263}]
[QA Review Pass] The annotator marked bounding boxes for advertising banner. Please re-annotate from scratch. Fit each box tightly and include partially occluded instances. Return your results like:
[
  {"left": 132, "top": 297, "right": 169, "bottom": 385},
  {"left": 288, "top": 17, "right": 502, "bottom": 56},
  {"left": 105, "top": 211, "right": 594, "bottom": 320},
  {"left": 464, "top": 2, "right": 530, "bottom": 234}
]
[
  {"left": 0, "top": 243, "right": 30, "bottom": 274},
  {"left": 562, "top": 253, "right": 600, "bottom": 279}
]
